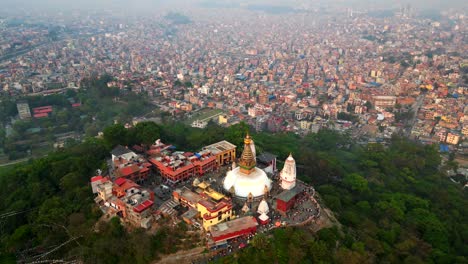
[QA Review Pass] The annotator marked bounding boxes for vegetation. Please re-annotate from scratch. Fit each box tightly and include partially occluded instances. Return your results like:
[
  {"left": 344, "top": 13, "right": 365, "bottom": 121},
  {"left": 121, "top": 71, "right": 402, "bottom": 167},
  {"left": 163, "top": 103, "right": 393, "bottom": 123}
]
[
  {"left": 0, "top": 121, "right": 466, "bottom": 263},
  {"left": 0, "top": 133, "right": 196, "bottom": 263},
  {"left": 337, "top": 112, "right": 359, "bottom": 123},
  {"left": 217, "top": 129, "right": 468, "bottom": 263},
  {"left": 0, "top": 75, "right": 153, "bottom": 161}
]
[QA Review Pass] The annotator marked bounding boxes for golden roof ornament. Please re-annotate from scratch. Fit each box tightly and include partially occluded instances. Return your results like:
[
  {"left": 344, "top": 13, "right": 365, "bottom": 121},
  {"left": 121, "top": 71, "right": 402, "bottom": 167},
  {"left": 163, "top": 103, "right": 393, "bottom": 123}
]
[{"left": 238, "top": 133, "right": 256, "bottom": 175}]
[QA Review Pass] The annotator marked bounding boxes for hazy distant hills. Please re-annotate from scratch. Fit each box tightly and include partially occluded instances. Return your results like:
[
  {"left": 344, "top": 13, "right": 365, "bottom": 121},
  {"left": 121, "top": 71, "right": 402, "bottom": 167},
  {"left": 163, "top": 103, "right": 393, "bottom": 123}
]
[{"left": 0, "top": 0, "right": 466, "bottom": 13}]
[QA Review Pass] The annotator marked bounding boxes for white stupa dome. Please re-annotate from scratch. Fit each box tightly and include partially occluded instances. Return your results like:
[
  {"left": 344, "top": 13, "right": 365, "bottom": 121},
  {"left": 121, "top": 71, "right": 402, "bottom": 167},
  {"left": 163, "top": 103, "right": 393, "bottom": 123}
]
[
  {"left": 223, "top": 167, "right": 272, "bottom": 198},
  {"left": 223, "top": 133, "right": 272, "bottom": 198}
]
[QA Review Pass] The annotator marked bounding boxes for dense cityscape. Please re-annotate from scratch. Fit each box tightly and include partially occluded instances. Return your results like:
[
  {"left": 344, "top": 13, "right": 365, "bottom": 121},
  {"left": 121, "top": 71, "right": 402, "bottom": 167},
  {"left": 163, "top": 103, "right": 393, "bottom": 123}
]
[
  {"left": 1, "top": 4, "right": 467, "bottom": 164},
  {"left": 0, "top": 1, "right": 467, "bottom": 264}
]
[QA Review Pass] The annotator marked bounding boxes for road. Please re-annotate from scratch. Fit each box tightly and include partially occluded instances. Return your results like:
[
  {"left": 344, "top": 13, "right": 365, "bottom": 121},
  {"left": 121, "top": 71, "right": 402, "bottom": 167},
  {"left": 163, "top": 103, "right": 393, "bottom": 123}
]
[
  {"left": 404, "top": 92, "right": 426, "bottom": 137},
  {"left": 0, "top": 31, "right": 106, "bottom": 65},
  {"left": 0, "top": 41, "right": 52, "bottom": 64},
  {"left": 0, "top": 157, "right": 28, "bottom": 167}
]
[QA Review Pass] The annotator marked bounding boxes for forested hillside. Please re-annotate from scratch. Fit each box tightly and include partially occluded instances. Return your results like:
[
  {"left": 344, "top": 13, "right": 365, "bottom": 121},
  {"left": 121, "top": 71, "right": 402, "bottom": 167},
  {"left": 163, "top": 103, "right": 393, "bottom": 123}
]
[{"left": 0, "top": 121, "right": 466, "bottom": 263}]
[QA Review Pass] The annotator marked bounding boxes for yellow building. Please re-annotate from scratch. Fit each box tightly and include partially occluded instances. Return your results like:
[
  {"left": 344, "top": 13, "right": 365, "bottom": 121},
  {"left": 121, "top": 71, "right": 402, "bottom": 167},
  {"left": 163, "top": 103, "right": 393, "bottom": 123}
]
[
  {"left": 203, "top": 140, "right": 236, "bottom": 166},
  {"left": 300, "top": 120, "right": 312, "bottom": 130},
  {"left": 173, "top": 184, "right": 233, "bottom": 230},
  {"left": 446, "top": 133, "right": 460, "bottom": 145},
  {"left": 195, "top": 181, "right": 226, "bottom": 201},
  {"left": 218, "top": 115, "right": 228, "bottom": 124},
  {"left": 196, "top": 198, "right": 233, "bottom": 230},
  {"left": 462, "top": 126, "right": 468, "bottom": 136}
]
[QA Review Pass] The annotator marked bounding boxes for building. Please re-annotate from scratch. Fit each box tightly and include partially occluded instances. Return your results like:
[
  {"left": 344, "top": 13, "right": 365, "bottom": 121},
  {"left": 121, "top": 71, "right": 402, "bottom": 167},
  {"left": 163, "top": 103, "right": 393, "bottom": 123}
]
[
  {"left": 92, "top": 177, "right": 155, "bottom": 229},
  {"left": 208, "top": 216, "right": 258, "bottom": 245},
  {"left": 257, "top": 152, "right": 277, "bottom": 174},
  {"left": 192, "top": 120, "right": 208, "bottom": 128},
  {"left": 372, "top": 95, "right": 397, "bottom": 108},
  {"left": 111, "top": 145, "right": 138, "bottom": 162},
  {"left": 16, "top": 101, "right": 31, "bottom": 119},
  {"left": 32, "top": 106, "right": 53, "bottom": 118},
  {"left": 218, "top": 115, "right": 228, "bottom": 125},
  {"left": 114, "top": 163, "right": 151, "bottom": 182},
  {"left": 275, "top": 185, "right": 304, "bottom": 214},
  {"left": 150, "top": 149, "right": 218, "bottom": 184},
  {"left": 446, "top": 132, "right": 460, "bottom": 145},
  {"left": 202, "top": 140, "right": 237, "bottom": 166},
  {"left": 111, "top": 146, "right": 151, "bottom": 182},
  {"left": 223, "top": 134, "right": 272, "bottom": 198},
  {"left": 300, "top": 120, "right": 312, "bottom": 130},
  {"left": 196, "top": 198, "right": 233, "bottom": 230},
  {"left": 258, "top": 92, "right": 268, "bottom": 105},
  {"left": 173, "top": 185, "right": 234, "bottom": 230},
  {"left": 173, "top": 186, "right": 203, "bottom": 208},
  {"left": 295, "top": 110, "right": 306, "bottom": 120},
  {"left": 280, "top": 154, "right": 297, "bottom": 190},
  {"left": 112, "top": 178, "right": 155, "bottom": 229}
]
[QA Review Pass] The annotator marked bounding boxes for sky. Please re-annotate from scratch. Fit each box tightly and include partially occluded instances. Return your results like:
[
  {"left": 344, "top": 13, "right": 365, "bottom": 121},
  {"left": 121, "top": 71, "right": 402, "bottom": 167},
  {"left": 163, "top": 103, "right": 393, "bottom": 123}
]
[{"left": 0, "top": 0, "right": 466, "bottom": 13}]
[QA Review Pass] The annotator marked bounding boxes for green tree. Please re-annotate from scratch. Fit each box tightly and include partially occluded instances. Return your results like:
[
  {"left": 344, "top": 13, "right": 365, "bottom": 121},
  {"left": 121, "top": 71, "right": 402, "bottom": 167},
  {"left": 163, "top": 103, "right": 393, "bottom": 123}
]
[
  {"left": 133, "top": 122, "right": 161, "bottom": 145},
  {"left": 103, "top": 123, "right": 128, "bottom": 147},
  {"left": 343, "top": 173, "right": 368, "bottom": 193}
]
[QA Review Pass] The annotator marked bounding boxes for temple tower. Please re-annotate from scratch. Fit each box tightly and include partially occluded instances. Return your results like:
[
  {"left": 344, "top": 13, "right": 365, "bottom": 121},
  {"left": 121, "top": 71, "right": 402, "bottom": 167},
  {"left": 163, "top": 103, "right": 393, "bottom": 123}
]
[{"left": 280, "top": 153, "right": 296, "bottom": 190}]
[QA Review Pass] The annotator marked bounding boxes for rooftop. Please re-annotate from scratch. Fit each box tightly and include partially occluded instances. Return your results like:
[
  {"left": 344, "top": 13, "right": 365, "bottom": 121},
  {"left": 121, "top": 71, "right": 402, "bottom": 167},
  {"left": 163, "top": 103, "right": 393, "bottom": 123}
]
[
  {"left": 275, "top": 185, "right": 303, "bottom": 202},
  {"left": 257, "top": 152, "right": 277, "bottom": 163},
  {"left": 203, "top": 140, "right": 236, "bottom": 154},
  {"left": 111, "top": 145, "right": 134, "bottom": 157},
  {"left": 209, "top": 216, "right": 258, "bottom": 238}
]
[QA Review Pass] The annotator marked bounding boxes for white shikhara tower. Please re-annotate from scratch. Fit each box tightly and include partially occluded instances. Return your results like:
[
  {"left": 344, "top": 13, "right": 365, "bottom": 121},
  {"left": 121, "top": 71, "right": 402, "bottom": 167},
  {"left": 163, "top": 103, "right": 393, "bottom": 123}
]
[{"left": 280, "top": 153, "right": 296, "bottom": 190}]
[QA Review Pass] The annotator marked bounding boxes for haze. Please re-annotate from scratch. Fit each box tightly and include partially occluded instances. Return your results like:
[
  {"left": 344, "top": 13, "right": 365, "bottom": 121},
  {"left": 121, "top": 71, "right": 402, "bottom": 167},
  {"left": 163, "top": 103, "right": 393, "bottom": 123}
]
[{"left": 0, "top": 0, "right": 466, "bottom": 14}]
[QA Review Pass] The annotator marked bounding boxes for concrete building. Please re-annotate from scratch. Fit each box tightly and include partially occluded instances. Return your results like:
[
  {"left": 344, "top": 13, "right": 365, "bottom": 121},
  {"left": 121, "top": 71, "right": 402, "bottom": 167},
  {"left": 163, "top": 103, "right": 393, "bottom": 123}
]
[
  {"left": 203, "top": 140, "right": 237, "bottom": 166},
  {"left": 16, "top": 101, "right": 31, "bottom": 119}
]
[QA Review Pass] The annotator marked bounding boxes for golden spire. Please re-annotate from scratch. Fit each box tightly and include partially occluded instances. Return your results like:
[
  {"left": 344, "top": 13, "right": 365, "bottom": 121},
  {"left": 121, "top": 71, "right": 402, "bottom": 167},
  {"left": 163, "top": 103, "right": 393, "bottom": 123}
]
[
  {"left": 239, "top": 133, "right": 256, "bottom": 175},
  {"left": 244, "top": 132, "right": 252, "bottom": 144}
]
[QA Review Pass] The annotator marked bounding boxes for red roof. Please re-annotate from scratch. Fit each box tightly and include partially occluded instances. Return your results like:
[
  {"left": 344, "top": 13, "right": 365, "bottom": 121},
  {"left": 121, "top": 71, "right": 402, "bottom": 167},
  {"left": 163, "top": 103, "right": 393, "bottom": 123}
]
[
  {"left": 34, "top": 113, "right": 49, "bottom": 118},
  {"left": 33, "top": 106, "right": 52, "bottom": 111},
  {"left": 120, "top": 166, "right": 135, "bottom": 177},
  {"left": 91, "top": 175, "right": 103, "bottom": 182},
  {"left": 115, "top": 177, "right": 126, "bottom": 186},
  {"left": 72, "top": 103, "right": 81, "bottom": 107},
  {"left": 33, "top": 106, "right": 52, "bottom": 113},
  {"left": 133, "top": 199, "right": 154, "bottom": 213}
]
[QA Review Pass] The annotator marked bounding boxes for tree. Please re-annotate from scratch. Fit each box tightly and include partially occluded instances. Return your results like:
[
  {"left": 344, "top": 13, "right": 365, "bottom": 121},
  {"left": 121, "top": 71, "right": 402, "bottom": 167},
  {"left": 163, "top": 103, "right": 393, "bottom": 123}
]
[
  {"left": 225, "top": 122, "right": 250, "bottom": 154},
  {"left": 0, "top": 127, "right": 6, "bottom": 148},
  {"left": 103, "top": 123, "right": 128, "bottom": 147},
  {"left": 133, "top": 122, "right": 161, "bottom": 146},
  {"left": 252, "top": 233, "right": 270, "bottom": 252},
  {"left": 343, "top": 173, "right": 368, "bottom": 193}
]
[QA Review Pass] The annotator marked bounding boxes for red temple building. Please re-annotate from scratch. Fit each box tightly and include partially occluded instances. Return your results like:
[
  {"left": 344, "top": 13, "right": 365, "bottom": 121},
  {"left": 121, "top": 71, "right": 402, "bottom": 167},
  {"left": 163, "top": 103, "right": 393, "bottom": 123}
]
[
  {"left": 275, "top": 185, "right": 304, "bottom": 214},
  {"left": 207, "top": 216, "right": 258, "bottom": 245}
]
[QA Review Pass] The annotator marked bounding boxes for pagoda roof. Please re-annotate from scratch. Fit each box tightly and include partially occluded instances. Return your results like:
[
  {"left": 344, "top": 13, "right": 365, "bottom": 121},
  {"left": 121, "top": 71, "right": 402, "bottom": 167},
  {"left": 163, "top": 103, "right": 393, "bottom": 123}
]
[
  {"left": 275, "top": 185, "right": 303, "bottom": 203},
  {"left": 257, "top": 152, "right": 277, "bottom": 163}
]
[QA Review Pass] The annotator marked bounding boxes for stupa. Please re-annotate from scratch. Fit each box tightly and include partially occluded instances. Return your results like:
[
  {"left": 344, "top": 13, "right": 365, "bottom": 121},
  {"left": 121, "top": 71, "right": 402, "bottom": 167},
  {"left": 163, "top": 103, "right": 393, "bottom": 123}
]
[
  {"left": 223, "top": 133, "right": 272, "bottom": 198},
  {"left": 257, "top": 199, "right": 269, "bottom": 215},
  {"left": 280, "top": 153, "right": 296, "bottom": 190}
]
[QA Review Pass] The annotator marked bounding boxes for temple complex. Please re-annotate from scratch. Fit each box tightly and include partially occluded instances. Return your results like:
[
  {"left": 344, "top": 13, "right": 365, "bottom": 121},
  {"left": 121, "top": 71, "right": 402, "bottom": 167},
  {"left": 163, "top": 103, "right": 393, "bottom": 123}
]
[
  {"left": 91, "top": 131, "right": 324, "bottom": 255},
  {"left": 223, "top": 134, "right": 272, "bottom": 198}
]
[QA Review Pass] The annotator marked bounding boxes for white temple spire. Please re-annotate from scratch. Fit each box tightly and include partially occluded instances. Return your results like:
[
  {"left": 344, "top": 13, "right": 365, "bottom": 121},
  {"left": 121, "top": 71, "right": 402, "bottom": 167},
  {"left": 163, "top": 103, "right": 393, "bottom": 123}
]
[{"left": 280, "top": 153, "right": 296, "bottom": 190}]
